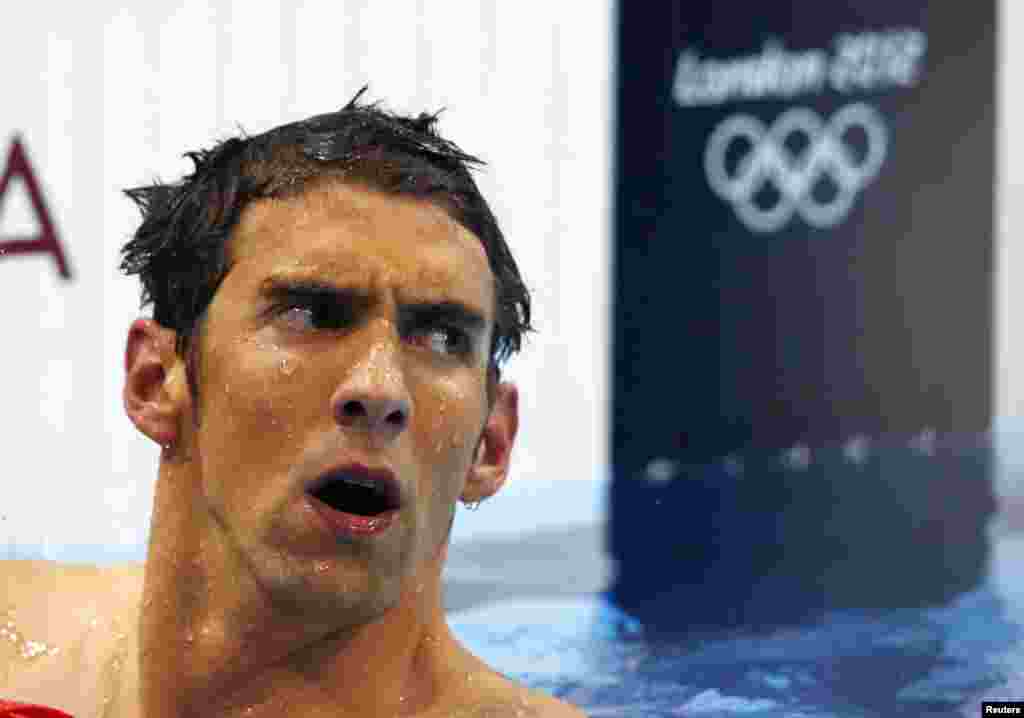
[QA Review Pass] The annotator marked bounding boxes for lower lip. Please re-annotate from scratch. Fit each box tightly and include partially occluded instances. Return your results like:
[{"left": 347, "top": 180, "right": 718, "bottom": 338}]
[{"left": 307, "top": 495, "right": 399, "bottom": 539}]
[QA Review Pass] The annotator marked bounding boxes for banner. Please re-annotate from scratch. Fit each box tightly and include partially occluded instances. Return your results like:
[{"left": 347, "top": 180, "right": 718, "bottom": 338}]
[{"left": 609, "top": 2, "right": 998, "bottom": 630}]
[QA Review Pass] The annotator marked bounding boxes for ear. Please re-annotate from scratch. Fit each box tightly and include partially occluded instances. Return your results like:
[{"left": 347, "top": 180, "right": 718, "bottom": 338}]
[
  {"left": 123, "top": 318, "right": 190, "bottom": 448},
  {"left": 462, "top": 382, "right": 519, "bottom": 503}
]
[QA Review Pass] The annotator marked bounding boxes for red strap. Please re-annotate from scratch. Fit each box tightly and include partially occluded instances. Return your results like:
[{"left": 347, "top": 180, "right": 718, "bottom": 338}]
[{"left": 0, "top": 701, "right": 73, "bottom": 718}]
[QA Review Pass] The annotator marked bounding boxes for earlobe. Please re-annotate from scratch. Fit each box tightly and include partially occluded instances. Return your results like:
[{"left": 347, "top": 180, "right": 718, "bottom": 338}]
[{"left": 123, "top": 319, "right": 187, "bottom": 448}]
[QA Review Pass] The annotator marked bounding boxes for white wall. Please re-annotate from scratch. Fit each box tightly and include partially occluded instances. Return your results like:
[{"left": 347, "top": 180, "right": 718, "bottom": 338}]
[
  {"left": 0, "top": 1, "right": 613, "bottom": 558},
  {"left": 998, "top": 0, "right": 1022, "bottom": 420},
  {"left": 3, "top": 1, "right": 1020, "bottom": 560}
]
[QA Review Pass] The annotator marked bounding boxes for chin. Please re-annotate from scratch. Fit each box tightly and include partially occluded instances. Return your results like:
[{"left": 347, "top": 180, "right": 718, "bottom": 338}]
[{"left": 250, "top": 547, "right": 407, "bottom": 621}]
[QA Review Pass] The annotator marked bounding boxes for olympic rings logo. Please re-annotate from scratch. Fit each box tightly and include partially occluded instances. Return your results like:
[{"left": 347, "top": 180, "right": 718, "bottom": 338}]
[{"left": 704, "top": 103, "right": 888, "bottom": 233}]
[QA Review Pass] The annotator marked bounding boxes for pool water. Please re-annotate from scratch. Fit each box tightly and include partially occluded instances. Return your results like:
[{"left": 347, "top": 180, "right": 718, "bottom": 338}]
[{"left": 449, "top": 532, "right": 1024, "bottom": 717}]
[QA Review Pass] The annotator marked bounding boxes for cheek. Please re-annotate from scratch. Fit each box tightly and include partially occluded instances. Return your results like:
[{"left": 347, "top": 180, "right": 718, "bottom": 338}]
[
  {"left": 415, "top": 376, "right": 483, "bottom": 461},
  {"left": 409, "top": 381, "right": 484, "bottom": 515},
  {"left": 197, "top": 343, "right": 311, "bottom": 511},
  {"left": 203, "top": 339, "right": 305, "bottom": 445}
]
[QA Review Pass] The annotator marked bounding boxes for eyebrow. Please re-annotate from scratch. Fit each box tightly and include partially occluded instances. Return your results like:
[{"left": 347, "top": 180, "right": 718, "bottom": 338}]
[{"left": 258, "top": 276, "right": 490, "bottom": 334}]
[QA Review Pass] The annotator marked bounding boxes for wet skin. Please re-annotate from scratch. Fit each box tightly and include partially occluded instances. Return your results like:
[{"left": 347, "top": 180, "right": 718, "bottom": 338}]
[{"left": 120, "top": 182, "right": 574, "bottom": 717}]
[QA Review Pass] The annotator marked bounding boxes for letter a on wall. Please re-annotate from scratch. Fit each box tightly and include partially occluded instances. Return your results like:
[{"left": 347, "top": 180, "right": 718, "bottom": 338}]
[{"left": 0, "top": 136, "right": 71, "bottom": 280}]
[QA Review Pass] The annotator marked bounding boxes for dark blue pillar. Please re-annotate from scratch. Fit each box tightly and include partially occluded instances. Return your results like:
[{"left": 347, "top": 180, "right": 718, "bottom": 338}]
[{"left": 608, "top": 2, "right": 998, "bottom": 633}]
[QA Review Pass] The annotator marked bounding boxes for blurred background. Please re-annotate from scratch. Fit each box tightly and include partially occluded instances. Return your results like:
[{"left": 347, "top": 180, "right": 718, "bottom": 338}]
[
  {"left": 0, "top": 2, "right": 613, "bottom": 574},
  {"left": 0, "top": 0, "right": 1021, "bottom": 637}
]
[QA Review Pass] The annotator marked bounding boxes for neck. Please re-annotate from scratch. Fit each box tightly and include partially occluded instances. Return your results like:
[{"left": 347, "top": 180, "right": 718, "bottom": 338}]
[{"left": 138, "top": 459, "right": 467, "bottom": 718}]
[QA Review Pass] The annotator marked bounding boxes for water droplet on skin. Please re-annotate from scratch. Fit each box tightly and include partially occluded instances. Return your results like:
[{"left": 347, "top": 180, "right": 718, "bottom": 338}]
[
  {"left": 0, "top": 609, "right": 60, "bottom": 660},
  {"left": 314, "top": 561, "right": 330, "bottom": 574},
  {"left": 280, "top": 358, "right": 297, "bottom": 375}
]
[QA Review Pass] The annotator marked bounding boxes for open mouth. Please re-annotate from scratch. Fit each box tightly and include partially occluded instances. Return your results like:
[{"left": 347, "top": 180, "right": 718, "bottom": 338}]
[{"left": 308, "top": 470, "right": 402, "bottom": 517}]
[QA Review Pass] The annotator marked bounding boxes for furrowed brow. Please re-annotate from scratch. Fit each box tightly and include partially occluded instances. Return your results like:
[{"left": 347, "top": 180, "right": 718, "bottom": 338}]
[
  {"left": 401, "top": 301, "right": 488, "bottom": 334},
  {"left": 258, "top": 277, "right": 368, "bottom": 304},
  {"left": 258, "top": 276, "right": 489, "bottom": 334}
]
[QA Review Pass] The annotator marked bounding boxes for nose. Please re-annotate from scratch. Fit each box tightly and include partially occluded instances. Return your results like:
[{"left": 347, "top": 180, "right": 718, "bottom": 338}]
[
  {"left": 330, "top": 337, "right": 412, "bottom": 441},
  {"left": 335, "top": 395, "right": 410, "bottom": 436}
]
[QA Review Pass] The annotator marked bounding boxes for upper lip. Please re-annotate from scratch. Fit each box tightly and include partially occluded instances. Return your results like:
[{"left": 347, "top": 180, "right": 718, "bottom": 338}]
[{"left": 305, "top": 462, "right": 403, "bottom": 509}]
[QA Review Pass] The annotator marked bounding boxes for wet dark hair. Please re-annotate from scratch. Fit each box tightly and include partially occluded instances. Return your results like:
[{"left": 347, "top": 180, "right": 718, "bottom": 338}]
[{"left": 119, "top": 87, "right": 534, "bottom": 413}]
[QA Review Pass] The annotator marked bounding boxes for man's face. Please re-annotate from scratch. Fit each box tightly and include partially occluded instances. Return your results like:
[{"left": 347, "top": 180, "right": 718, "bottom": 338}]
[{"left": 181, "top": 182, "right": 497, "bottom": 621}]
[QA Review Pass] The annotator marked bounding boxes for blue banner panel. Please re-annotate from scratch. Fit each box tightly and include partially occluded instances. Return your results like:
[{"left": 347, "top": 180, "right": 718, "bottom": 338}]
[{"left": 609, "top": 2, "right": 997, "bottom": 631}]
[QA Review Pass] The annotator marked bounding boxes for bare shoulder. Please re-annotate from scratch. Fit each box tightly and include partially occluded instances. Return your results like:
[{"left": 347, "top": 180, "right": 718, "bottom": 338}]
[
  {"left": 444, "top": 658, "right": 588, "bottom": 717},
  {"left": 0, "top": 559, "right": 143, "bottom": 636},
  {"left": 1, "top": 558, "right": 116, "bottom": 653},
  {"left": 496, "top": 680, "right": 588, "bottom": 717},
  {"left": 444, "top": 691, "right": 588, "bottom": 718},
  {"left": 1, "top": 560, "right": 144, "bottom": 713},
  {"left": 521, "top": 691, "right": 589, "bottom": 717}
]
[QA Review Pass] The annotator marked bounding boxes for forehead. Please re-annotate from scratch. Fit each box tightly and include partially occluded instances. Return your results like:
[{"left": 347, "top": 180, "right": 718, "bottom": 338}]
[{"left": 228, "top": 182, "right": 494, "bottom": 308}]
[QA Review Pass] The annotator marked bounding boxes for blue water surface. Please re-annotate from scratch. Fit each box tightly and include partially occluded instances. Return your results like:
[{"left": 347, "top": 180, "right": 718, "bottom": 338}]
[{"left": 450, "top": 572, "right": 1024, "bottom": 717}]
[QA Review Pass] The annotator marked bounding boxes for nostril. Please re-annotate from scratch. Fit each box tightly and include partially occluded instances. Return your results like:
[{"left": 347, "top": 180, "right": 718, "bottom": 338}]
[
  {"left": 338, "top": 400, "right": 408, "bottom": 430},
  {"left": 342, "top": 401, "right": 367, "bottom": 418}
]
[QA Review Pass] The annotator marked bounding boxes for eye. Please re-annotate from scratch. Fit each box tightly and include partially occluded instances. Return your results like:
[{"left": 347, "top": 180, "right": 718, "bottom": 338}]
[
  {"left": 274, "top": 298, "right": 353, "bottom": 331},
  {"left": 415, "top": 325, "right": 472, "bottom": 357}
]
